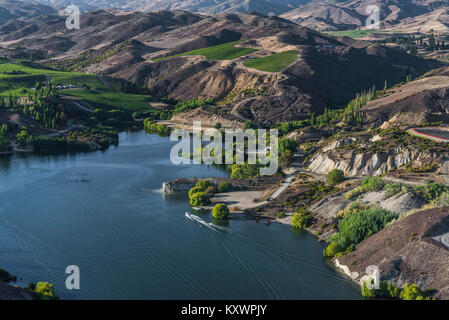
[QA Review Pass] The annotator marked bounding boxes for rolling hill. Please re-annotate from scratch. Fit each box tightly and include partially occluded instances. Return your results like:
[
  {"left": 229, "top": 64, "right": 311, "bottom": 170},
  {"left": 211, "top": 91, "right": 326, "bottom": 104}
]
[{"left": 0, "top": 7, "right": 440, "bottom": 125}]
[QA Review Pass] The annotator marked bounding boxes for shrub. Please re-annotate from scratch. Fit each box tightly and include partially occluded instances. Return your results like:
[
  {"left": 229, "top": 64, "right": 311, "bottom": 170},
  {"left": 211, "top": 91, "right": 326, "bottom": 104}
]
[
  {"left": 217, "top": 181, "right": 232, "bottom": 193},
  {"left": 188, "top": 187, "right": 203, "bottom": 199},
  {"left": 344, "top": 188, "right": 364, "bottom": 200},
  {"left": 196, "top": 180, "right": 213, "bottom": 190},
  {"left": 326, "top": 169, "right": 345, "bottom": 186},
  {"left": 336, "top": 201, "right": 375, "bottom": 219},
  {"left": 400, "top": 283, "right": 425, "bottom": 300},
  {"left": 35, "top": 282, "right": 57, "bottom": 300},
  {"left": 212, "top": 204, "right": 230, "bottom": 219},
  {"left": 279, "top": 138, "right": 298, "bottom": 156},
  {"left": 344, "top": 177, "right": 384, "bottom": 199},
  {"left": 330, "top": 208, "right": 395, "bottom": 251},
  {"left": 431, "top": 191, "right": 449, "bottom": 207},
  {"left": 413, "top": 182, "right": 449, "bottom": 203},
  {"left": 204, "top": 186, "right": 216, "bottom": 195},
  {"left": 292, "top": 208, "right": 311, "bottom": 229},
  {"left": 380, "top": 281, "right": 401, "bottom": 299},
  {"left": 279, "top": 149, "right": 294, "bottom": 168},
  {"left": 361, "top": 280, "right": 377, "bottom": 298},
  {"left": 383, "top": 182, "right": 405, "bottom": 199},
  {"left": 361, "top": 177, "right": 384, "bottom": 192},
  {"left": 231, "top": 163, "right": 259, "bottom": 179},
  {"left": 361, "top": 281, "right": 426, "bottom": 300},
  {"left": 324, "top": 241, "right": 343, "bottom": 257},
  {"left": 277, "top": 212, "right": 286, "bottom": 219},
  {"left": 190, "top": 192, "right": 211, "bottom": 207}
]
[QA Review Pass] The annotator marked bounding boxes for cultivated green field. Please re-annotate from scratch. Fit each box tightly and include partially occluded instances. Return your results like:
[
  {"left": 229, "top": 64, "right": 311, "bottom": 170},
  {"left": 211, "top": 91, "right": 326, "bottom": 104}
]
[
  {"left": 243, "top": 50, "right": 298, "bottom": 72},
  {"left": 0, "top": 62, "right": 85, "bottom": 78},
  {"left": 60, "top": 90, "right": 152, "bottom": 112},
  {"left": 0, "top": 61, "right": 108, "bottom": 95},
  {"left": 154, "top": 41, "right": 258, "bottom": 61},
  {"left": 0, "top": 87, "right": 33, "bottom": 97},
  {"left": 324, "top": 29, "right": 389, "bottom": 39}
]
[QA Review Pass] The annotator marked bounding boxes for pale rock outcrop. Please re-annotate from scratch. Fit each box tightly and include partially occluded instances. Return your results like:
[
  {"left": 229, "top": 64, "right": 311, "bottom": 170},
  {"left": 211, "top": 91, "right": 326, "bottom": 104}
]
[
  {"left": 322, "top": 137, "right": 358, "bottom": 152},
  {"left": 307, "top": 146, "right": 436, "bottom": 177}
]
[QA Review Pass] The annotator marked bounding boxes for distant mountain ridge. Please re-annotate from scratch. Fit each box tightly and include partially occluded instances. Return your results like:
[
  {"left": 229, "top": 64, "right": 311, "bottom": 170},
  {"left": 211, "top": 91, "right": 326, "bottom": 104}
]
[
  {"left": 0, "top": 0, "right": 56, "bottom": 24},
  {"left": 281, "top": 0, "right": 449, "bottom": 31},
  {"left": 21, "top": 0, "right": 314, "bottom": 15},
  {"left": 21, "top": 0, "right": 449, "bottom": 32}
]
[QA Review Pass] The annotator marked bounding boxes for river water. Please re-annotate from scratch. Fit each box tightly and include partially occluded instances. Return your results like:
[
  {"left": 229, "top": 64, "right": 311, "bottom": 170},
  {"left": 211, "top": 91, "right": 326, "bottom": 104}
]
[{"left": 0, "top": 131, "right": 360, "bottom": 299}]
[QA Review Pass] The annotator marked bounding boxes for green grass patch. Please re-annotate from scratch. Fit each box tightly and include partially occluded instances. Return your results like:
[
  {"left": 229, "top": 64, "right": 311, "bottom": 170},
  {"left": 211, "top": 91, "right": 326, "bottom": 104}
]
[
  {"left": 243, "top": 50, "right": 298, "bottom": 72},
  {"left": 0, "top": 87, "right": 32, "bottom": 97},
  {"left": 154, "top": 41, "right": 258, "bottom": 61},
  {"left": 0, "top": 63, "right": 111, "bottom": 94},
  {"left": 324, "top": 29, "right": 388, "bottom": 39},
  {"left": 0, "top": 62, "right": 90, "bottom": 79},
  {"left": 60, "top": 89, "right": 152, "bottom": 112}
]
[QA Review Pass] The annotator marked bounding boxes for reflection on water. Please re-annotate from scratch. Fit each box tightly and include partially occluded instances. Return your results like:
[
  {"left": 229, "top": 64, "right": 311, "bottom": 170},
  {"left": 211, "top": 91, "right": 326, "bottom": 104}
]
[{"left": 0, "top": 131, "right": 360, "bottom": 300}]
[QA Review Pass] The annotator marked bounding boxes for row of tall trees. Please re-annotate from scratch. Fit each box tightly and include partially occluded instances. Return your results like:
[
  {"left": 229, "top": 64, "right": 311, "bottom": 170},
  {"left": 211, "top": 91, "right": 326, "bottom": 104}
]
[{"left": 22, "top": 83, "right": 67, "bottom": 130}]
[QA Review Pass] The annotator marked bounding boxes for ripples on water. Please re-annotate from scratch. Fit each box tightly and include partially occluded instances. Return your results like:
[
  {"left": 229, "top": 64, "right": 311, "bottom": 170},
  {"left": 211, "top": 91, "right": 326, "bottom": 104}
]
[{"left": 0, "top": 131, "right": 360, "bottom": 300}]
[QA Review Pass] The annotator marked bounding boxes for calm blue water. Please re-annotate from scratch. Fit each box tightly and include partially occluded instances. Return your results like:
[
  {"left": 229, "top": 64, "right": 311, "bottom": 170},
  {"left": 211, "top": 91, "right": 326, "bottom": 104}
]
[{"left": 0, "top": 131, "right": 360, "bottom": 299}]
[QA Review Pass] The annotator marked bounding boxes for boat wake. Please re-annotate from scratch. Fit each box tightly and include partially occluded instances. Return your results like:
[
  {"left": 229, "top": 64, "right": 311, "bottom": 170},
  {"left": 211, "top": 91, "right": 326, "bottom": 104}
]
[{"left": 185, "top": 212, "right": 231, "bottom": 233}]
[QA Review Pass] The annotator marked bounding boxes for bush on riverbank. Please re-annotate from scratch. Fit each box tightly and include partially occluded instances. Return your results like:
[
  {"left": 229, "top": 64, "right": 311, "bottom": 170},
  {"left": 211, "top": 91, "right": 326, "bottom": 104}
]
[
  {"left": 34, "top": 282, "right": 58, "bottom": 300},
  {"left": 196, "top": 180, "right": 212, "bottom": 190},
  {"left": 0, "top": 124, "right": 11, "bottom": 151},
  {"left": 362, "top": 281, "right": 432, "bottom": 300},
  {"left": 188, "top": 187, "right": 203, "bottom": 199},
  {"left": 190, "top": 191, "right": 211, "bottom": 207},
  {"left": 326, "top": 208, "right": 395, "bottom": 257},
  {"left": 212, "top": 204, "right": 230, "bottom": 219},
  {"left": 217, "top": 181, "right": 233, "bottom": 193},
  {"left": 291, "top": 208, "right": 311, "bottom": 229},
  {"left": 143, "top": 118, "right": 171, "bottom": 136}
]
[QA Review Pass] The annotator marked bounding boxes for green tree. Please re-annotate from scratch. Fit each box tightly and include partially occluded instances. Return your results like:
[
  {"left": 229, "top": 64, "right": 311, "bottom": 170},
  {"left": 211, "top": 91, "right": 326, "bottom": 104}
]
[
  {"left": 231, "top": 163, "right": 259, "bottom": 179},
  {"left": 35, "top": 282, "right": 57, "bottom": 300},
  {"left": 17, "top": 129, "right": 32, "bottom": 148},
  {"left": 400, "top": 283, "right": 424, "bottom": 300},
  {"left": 217, "top": 181, "right": 233, "bottom": 193},
  {"left": 291, "top": 208, "right": 311, "bottom": 229},
  {"left": 330, "top": 208, "right": 395, "bottom": 251},
  {"left": 212, "top": 204, "right": 230, "bottom": 219},
  {"left": 279, "top": 138, "right": 298, "bottom": 156},
  {"left": 190, "top": 192, "right": 211, "bottom": 207},
  {"left": 204, "top": 186, "right": 216, "bottom": 195},
  {"left": 324, "top": 241, "right": 343, "bottom": 257},
  {"left": 279, "top": 149, "right": 294, "bottom": 168},
  {"left": 361, "top": 280, "right": 377, "bottom": 298},
  {"left": 196, "top": 180, "right": 213, "bottom": 190},
  {"left": 188, "top": 187, "right": 203, "bottom": 199},
  {"left": 326, "top": 169, "right": 345, "bottom": 186}
]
